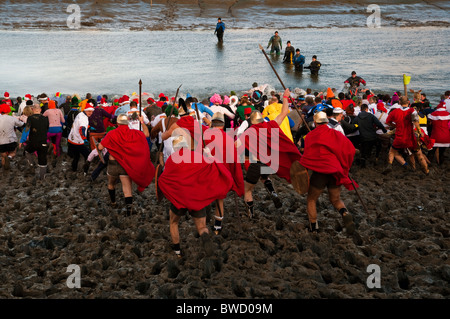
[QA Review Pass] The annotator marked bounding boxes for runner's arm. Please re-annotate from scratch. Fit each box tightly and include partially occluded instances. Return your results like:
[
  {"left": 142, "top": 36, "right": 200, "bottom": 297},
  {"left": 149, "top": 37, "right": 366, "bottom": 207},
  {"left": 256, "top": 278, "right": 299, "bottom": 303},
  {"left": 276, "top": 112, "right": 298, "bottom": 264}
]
[
  {"left": 274, "top": 88, "right": 290, "bottom": 126},
  {"left": 140, "top": 116, "right": 150, "bottom": 138}
]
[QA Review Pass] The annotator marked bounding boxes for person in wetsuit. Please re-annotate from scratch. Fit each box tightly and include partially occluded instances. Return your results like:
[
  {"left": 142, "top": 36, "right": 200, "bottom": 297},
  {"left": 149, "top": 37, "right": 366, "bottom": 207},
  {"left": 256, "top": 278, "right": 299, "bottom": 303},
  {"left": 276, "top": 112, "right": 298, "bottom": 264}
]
[
  {"left": 305, "top": 55, "right": 321, "bottom": 75},
  {"left": 214, "top": 17, "right": 225, "bottom": 42}
]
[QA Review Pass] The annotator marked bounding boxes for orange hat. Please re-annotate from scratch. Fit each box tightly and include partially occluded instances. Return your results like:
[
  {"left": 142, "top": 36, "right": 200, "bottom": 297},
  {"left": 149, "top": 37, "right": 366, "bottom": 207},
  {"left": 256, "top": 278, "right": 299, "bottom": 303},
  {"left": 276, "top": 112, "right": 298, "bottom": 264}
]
[
  {"left": 326, "top": 88, "right": 334, "bottom": 98},
  {"left": 48, "top": 100, "right": 56, "bottom": 109},
  {"left": 331, "top": 99, "right": 343, "bottom": 108}
]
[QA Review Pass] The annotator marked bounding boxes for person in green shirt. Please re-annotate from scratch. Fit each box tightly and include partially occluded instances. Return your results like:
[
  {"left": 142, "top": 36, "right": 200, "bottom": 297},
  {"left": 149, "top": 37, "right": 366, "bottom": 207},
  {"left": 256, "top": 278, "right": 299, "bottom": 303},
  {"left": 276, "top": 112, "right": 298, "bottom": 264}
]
[
  {"left": 267, "top": 31, "right": 282, "bottom": 55},
  {"left": 236, "top": 95, "right": 255, "bottom": 122}
]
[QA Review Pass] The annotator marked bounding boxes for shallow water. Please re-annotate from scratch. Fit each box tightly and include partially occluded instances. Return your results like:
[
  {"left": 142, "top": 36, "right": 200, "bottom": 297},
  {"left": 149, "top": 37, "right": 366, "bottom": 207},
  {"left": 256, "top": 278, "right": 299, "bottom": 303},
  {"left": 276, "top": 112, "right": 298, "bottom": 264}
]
[{"left": 1, "top": 26, "right": 448, "bottom": 104}]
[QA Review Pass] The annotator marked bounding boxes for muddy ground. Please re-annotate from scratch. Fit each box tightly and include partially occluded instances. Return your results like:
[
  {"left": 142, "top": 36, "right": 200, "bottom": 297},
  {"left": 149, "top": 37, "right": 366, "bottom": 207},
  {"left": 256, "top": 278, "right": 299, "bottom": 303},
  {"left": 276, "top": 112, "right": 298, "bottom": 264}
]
[{"left": 0, "top": 145, "right": 449, "bottom": 300}]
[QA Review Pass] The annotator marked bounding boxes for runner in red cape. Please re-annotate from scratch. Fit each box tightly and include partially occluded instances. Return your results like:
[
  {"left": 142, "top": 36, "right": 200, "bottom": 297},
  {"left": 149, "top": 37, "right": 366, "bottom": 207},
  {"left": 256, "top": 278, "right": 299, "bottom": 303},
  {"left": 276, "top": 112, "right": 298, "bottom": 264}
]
[
  {"left": 204, "top": 113, "right": 245, "bottom": 197},
  {"left": 98, "top": 113, "right": 154, "bottom": 215},
  {"left": 236, "top": 88, "right": 297, "bottom": 218},
  {"left": 204, "top": 112, "right": 245, "bottom": 234},
  {"left": 242, "top": 118, "right": 302, "bottom": 183},
  {"left": 299, "top": 120, "right": 357, "bottom": 191},
  {"left": 299, "top": 111, "right": 356, "bottom": 234},
  {"left": 158, "top": 136, "right": 233, "bottom": 257}
]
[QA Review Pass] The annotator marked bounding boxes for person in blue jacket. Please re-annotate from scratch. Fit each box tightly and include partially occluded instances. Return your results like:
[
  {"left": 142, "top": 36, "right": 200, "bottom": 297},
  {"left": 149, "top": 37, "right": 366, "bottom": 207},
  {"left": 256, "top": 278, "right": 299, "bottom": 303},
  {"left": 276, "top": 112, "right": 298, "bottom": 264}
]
[
  {"left": 293, "top": 49, "right": 305, "bottom": 72},
  {"left": 214, "top": 18, "right": 225, "bottom": 42},
  {"left": 185, "top": 94, "right": 214, "bottom": 117}
]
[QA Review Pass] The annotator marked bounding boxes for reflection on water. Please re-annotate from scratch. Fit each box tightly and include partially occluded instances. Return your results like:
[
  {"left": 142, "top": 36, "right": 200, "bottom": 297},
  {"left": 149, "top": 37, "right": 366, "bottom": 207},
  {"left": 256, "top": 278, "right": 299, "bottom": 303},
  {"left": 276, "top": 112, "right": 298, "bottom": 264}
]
[{"left": 0, "top": 27, "right": 449, "bottom": 104}]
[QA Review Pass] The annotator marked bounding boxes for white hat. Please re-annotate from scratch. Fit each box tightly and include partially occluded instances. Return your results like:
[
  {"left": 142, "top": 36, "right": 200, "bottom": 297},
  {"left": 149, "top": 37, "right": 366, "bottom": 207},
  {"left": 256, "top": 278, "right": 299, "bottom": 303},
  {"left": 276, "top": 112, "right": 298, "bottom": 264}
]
[{"left": 332, "top": 107, "right": 345, "bottom": 114}]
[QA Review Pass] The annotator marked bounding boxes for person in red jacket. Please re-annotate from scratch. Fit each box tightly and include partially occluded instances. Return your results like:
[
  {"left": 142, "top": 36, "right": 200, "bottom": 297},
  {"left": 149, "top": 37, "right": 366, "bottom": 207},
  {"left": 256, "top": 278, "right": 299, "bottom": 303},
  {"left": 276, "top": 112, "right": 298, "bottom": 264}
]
[
  {"left": 383, "top": 96, "right": 428, "bottom": 174},
  {"left": 427, "top": 102, "right": 450, "bottom": 165}
]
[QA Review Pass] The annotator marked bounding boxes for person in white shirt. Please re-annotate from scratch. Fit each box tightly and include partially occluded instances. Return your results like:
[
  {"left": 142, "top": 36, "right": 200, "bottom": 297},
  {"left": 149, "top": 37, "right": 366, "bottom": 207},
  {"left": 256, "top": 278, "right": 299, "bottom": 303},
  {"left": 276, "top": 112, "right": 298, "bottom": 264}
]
[
  {"left": 444, "top": 90, "right": 450, "bottom": 113},
  {"left": 126, "top": 101, "right": 150, "bottom": 131},
  {"left": 208, "top": 94, "right": 236, "bottom": 121},
  {"left": 0, "top": 104, "right": 25, "bottom": 169},
  {"left": 368, "top": 96, "right": 378, "bottom": 115},
  {"left": 68, "top": 103, "right": 94, "bottom": 172},
  {"left": 327, "top": 107, "right": 346, "bottom": 135}
]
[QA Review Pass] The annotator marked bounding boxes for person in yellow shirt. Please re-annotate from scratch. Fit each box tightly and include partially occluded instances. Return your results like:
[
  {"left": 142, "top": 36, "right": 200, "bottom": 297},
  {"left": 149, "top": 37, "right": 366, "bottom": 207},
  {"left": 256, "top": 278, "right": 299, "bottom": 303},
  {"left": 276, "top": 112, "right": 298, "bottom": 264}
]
[
  {"left": 79, "top": 93, "right": 92, "bottom": 112},
  {"left": 262, "top": 96, "right": 294, "bottom": 142}
]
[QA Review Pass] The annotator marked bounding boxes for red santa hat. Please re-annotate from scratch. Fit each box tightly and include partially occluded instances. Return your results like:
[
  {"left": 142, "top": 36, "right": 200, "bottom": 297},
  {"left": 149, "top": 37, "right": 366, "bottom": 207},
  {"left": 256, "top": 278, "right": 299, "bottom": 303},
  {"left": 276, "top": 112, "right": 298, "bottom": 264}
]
[
  {"left": 121, "top": 95, "right": 130, "bottom": 104},
  {"left": 158, "top": 93, "right": 165, "bottom": 98},
  {"left": 4, "top": 92, "right": 9, "bottom": 98},
  {"left": 147, "top": 97, "right": 155, "bottom": 104},
  {"left": 377, "top": 102, "right": 388, "bottom": 113},
  {"left": 436, "top": 101, "right": 446, "bottom": 110},
  {"left": 0, "top": 104, "right": 11, "bottom": 114},
  {"left": 100, "top": 98, "right": 108, "bottom": 106},
  {"left": 24, "top": 94, "right": 32, "bottom": 101},
  {"left": 84, "top": 102, "right": 95, "bottom": 111}
]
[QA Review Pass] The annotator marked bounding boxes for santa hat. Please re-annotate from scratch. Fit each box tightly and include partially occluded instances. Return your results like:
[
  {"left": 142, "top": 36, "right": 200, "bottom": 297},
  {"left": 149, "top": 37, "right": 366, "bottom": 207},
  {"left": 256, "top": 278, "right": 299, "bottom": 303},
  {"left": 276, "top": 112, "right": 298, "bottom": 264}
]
[
  {"left": 132, "top": 98, "right": 139, "bottom": 104},
  {"left": 158, "top": 93, "right": 165, "bottom": 98},
  {"left": 0, "top": 104, "right": 11, "bottom": 114},
  {"left": 4, "top": 92, "right": 9, "bottom": 98},
  {"left": 326, "top": 87, "right": 334, "bottom": 98},
  {"left": 121, "top": 95, "right": 130, "bottom": 104},
  {"left": 24, "top": 94, "right": 32, "bottom": 101},
  {"left": 84, "top": 102, "right": 95, "bottom": 111},
  {"left": 147, "top": 97, "right": 155, "bottom": 104},
  {"left": 436, "top": 101, "right": 446, "bottom": 110},
  {"left": 210, "top": 93, "right": 223, "bottom": 105},
  {"left": 100, "top": 98, "right": 108, "bottom": 106},
  {"left": 377, "top": 102, "right": 388, "bottom": 113}
]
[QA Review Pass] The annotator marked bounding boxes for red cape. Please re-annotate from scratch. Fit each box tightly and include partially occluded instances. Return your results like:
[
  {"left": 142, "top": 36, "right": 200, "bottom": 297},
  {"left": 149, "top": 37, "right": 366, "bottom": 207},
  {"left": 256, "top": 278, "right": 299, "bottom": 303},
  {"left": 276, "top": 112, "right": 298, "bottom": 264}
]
[
  {"left": 100, "top": 125, "right": 155, "bottom": 192},
  {"left": 299, "top": 124, "right": 357, "bottom": 190},
  {"left": 159, "top": 148, "right": 233, "bottom": 211},
  {"left": 239, "top": 120, "right": 302, "bottom": 183},
  {"left": 176, "top": 115, "right": 208, "bottom": 148},
  {"left": 204, "top": 128, "right": 245, "bottom": 197},
  {"left": 386, "top": 107, "right": 416, "bottom": 149}
]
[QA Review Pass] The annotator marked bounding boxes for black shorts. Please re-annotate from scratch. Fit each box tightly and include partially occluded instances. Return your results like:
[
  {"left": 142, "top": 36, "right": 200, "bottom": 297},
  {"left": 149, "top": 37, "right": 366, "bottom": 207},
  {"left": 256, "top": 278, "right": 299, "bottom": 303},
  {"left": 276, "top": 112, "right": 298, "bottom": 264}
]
[
  {"left": 309, "top": 171, "right": 339, "bottom": 190},
  {"left": 25, "top": 142, "right": 48, "bottom": 166},
  {"left": 170, "top": 203, "right": 206, "bottom": 218},
  {"left": 245, "top": 161, "right": 272, "bottom": 184},
  {"left": 0, "top": 142, "right": 17, "bottom": 153},
  {"left": 107, "top": 160, "right": 128, "bottom": 177}
]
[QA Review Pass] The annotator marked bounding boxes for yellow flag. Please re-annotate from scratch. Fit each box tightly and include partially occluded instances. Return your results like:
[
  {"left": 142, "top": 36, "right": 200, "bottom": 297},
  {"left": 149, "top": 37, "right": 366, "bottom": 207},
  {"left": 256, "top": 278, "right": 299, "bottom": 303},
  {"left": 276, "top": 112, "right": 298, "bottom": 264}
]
[{"left": 403, "top": 74, "right": 411, "bottom": 85}]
